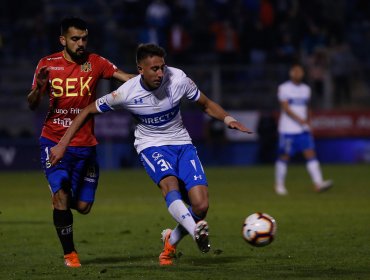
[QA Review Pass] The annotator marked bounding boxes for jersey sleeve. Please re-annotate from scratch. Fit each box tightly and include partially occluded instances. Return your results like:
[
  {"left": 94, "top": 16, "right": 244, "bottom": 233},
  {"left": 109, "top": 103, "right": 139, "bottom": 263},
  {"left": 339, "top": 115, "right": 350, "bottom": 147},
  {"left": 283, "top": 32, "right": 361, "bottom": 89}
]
[
  {"left": 181, "top": 76, "right": 200, "bottom": 102},
  {"left": 277, "top": 84, "right": 288, "bottom": 102},
  {"left": 307, "top": 85, "right": 312, "bottom": 100},
  {"left": 95, "top": 86, "right": 126, "bottom": 113},
  {"left": 31, "top": 59, "right": 46, "bottom": 89},
  {"left": 98, "top": 56, "right": 118, "bottom": 79}
]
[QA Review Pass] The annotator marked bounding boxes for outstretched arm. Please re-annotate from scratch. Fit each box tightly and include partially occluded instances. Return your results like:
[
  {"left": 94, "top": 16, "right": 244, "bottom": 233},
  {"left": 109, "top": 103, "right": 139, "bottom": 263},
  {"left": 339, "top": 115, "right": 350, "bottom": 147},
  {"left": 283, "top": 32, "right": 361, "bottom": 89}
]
[
  {"left": 49, "top": 102, "right": 99, "bottom": 165},
  {"left": 196, "top": 92, "right": 252, "bottom": 133},
  {"left": 27, "top": 66, "right": 49, "bottom": 110}
]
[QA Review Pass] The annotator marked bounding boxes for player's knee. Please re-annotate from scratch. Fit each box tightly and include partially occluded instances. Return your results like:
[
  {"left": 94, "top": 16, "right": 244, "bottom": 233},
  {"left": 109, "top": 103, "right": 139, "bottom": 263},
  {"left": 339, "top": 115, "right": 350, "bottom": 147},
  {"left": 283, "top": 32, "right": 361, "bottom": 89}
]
[
  {"left": 279, "top": 154, "right": 290, "bottom": 161},
  {"left": 76, "top": 202, "right": 93, "bottom": 215},
  {"left": 304, "top": 149, "right": 316, "bottom": 160},
  {"left": 52, "top": 189, "right": 69, "bottom": 210},
  {"left": 192, "top": 201, "right": 209, "bottom": 218}
]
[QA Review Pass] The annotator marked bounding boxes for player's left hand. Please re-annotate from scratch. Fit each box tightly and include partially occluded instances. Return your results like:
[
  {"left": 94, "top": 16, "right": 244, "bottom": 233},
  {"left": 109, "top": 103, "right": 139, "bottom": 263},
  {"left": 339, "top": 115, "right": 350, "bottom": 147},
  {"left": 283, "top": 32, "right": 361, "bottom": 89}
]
[
  {"left": 228, "top": 121, "right": 253, "bottom": 134},
  {"left": 49, "top": 144, "right": 67, "bottom": 166},
  {"left": 36, "top": 66, "right": 50, "bottom": 90}
]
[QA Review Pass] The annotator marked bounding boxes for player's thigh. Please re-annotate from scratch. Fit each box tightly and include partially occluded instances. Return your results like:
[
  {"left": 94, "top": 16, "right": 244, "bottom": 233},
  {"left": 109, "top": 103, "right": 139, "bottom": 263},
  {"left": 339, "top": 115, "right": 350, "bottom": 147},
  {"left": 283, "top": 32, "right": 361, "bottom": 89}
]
[
  {"left": 40, "top": 137, "right": 71, "bottom": 194},
  {"left": 177, "top": 145, "right": 208, "bottom": 191},
  {"left": 278, "top": 134, "right": 295, "bottom": 157},
  {"left": 279, "top": 133, "right": 308, "bottom": 158},
  {"left": 72, "top": 156, "right": 100, "bottom": 205},
  {"left": 140, "top": 146, "right": 178, "bottom": 187}
]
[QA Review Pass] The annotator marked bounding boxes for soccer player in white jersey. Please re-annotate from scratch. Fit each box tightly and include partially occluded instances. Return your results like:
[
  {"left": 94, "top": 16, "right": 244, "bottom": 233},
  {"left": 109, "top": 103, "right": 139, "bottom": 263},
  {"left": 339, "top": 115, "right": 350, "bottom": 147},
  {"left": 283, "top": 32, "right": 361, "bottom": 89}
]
[
  {"left": 49, "top": 43, "right": 251, "bottom": 265},
  {"left": 275, "top": 63, "right": 332, "bottom": 195}
]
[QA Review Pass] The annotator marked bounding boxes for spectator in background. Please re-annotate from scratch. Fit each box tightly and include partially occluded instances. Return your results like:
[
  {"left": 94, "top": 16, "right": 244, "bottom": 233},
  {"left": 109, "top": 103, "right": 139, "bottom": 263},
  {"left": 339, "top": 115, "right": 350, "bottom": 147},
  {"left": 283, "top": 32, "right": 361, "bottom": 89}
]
[
  {"left": 306, "top": 47, "right": 329, "bottom": 107},
  {"left": 329, "top": 42, "right": 355, "bottom": 106},
  {"left": 143, "top": 0, "right": 171, "bottom": 48},
  {"left": 260, "top": 0, "right": 275, "bottom": 28},
  {"left": 275, "top": 32, "right": 297, "bottom": 63},
  {"left": 168, "top": 23, "right": 191, "bottom": 63},
  {"left": 302, "top": 20, "right": 327, "bottom": 56},
  {"left": 29, "top": 15, "right": 50, "bottom": 59},
  {"left": 210, "top": 20, "right": 240, "bottom": 63},
  {"left": 188, "top": 0, "right": 215, "bottom": 62},
  {"left": 138, "top": 24, "right": 164, "bottom": 46},
  {"left": 146, "top": 0, "right": 171, "bottom": 29}
]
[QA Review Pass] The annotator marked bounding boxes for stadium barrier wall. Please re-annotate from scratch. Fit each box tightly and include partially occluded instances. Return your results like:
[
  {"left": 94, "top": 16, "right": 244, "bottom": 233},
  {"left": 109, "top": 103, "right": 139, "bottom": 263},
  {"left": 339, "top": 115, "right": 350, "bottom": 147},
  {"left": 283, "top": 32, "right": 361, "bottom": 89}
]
[{"left": 1, "top": 111, "right": 370, "bottom": 170}]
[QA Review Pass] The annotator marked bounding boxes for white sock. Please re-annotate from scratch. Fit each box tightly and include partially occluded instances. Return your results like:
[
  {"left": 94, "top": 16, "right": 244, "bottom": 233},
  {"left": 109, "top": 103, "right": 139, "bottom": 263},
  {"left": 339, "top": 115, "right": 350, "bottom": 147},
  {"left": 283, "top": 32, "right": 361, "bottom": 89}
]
[
  {"left": 169, "top": 224, "right": 188, "bottom": 246},
  {"left": 168, "top": 200, "right": 196, "bottom": 239},
  {"left": 275, "top": 160, "right": 287, "bottom": 187},
  {"left": 306, "top": 159, "right": 323, "bottom": 185}
]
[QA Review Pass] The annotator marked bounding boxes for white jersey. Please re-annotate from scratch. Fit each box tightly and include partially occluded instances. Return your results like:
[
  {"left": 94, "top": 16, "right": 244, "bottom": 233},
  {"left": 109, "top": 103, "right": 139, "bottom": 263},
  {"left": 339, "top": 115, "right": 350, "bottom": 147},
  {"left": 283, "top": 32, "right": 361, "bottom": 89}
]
[
  {"left": 277, "top": 81, "right": 311, "bottom": 134},
  {"left": 95, "top": 66, "right": 200, "bottom": 153}
]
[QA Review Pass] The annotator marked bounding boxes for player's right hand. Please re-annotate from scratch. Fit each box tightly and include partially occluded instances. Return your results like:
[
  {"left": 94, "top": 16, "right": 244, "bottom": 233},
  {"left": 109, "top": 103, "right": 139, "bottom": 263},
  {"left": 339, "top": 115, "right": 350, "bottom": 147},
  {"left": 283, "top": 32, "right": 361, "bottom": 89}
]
[
  {"left": 36, "top": 66, "right": 50, "bottom": 89},
  {"left": 49, "top": 144, "right": 66, "bottom": 166},
  {"left": 228, "top": 121, "right": 253, "bottom": 134}
]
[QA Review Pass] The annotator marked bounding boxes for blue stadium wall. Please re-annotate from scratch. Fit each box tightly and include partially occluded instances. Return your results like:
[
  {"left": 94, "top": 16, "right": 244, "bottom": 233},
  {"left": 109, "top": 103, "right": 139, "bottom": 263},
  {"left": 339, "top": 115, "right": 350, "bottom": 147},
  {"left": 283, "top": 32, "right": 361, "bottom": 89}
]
[
  {"left": 2, "top": 110, "right": 370, "bottom": 170},
  {"left": 1, "top": 138, "right": 370, "bottom": 171}
]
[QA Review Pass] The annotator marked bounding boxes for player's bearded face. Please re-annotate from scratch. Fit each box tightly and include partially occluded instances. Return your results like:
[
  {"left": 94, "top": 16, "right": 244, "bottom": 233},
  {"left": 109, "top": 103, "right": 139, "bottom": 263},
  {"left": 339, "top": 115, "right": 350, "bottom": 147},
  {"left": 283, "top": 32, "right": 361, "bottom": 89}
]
[
  {"left": 138, "top": 56, "right": 165, "bottom": 90},
  {"left": 61, "top": 27, "right": 88, "bottom": 61},
  {"left": 66, "top": 43, "right": 86, "bottom": 60}
]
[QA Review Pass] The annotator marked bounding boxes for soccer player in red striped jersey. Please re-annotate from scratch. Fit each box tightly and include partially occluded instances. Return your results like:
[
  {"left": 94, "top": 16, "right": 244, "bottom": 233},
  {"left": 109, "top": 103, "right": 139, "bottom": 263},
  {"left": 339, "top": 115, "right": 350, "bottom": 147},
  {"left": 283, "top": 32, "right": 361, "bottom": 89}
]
[{"left": 27, "top": 17, "right": 134, "bottom": 267}]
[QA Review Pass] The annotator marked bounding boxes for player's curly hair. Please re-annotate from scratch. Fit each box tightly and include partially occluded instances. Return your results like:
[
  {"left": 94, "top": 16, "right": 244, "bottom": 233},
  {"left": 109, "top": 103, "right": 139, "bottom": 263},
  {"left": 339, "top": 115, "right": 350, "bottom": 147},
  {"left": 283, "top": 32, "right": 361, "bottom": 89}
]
[
  {"left": 60, "top": 17, "right": 88, "bottom": 35},
  {"left": 136, "top": 43, "right": 166, "bottom": 64}
]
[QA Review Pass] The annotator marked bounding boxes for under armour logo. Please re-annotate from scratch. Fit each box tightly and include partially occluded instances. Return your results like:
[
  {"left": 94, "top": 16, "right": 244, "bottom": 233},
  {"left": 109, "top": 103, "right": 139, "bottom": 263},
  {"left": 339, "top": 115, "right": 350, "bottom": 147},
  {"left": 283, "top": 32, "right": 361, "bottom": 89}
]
[
  {"left": 134, "top": 98, "right": 143, "bottom": 104},
  {"left": 181, "top": 213, "right": 191, "bottom": 219},
  {"left": 194, "top": 175, "right": 203, "bottom": 181}
]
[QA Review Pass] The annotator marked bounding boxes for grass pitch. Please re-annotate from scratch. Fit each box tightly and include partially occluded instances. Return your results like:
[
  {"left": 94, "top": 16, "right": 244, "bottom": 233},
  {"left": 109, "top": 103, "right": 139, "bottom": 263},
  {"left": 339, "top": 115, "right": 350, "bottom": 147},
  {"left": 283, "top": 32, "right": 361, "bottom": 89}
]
[{"left": 0, "top": 165, "right": 369, "bottom": 280}]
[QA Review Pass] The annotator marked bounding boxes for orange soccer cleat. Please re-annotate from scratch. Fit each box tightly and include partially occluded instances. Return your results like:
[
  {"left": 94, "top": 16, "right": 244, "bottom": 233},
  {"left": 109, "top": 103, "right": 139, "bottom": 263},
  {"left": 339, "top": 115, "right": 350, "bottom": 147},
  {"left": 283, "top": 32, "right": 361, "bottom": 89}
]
[
  {"left": 159, "top": 229, "right": 176, "bottom": 266},
  {"left": 64, "top": 251, "right": 81, "bottom": 268}
]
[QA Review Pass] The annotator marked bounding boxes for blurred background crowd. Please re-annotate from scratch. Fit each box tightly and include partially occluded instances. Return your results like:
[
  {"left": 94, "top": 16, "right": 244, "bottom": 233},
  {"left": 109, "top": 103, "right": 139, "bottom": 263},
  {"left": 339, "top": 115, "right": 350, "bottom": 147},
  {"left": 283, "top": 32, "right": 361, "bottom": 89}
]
[{"left": 0, "top": 0, "right": 370, "bottom": 168}]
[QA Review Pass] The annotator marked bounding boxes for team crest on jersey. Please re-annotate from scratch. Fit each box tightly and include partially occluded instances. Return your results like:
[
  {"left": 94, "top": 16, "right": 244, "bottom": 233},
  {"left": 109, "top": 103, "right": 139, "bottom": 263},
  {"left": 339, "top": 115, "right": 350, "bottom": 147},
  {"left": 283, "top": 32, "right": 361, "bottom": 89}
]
[{"left": 81, "top": 62, "right": 92, "bottom": 72}]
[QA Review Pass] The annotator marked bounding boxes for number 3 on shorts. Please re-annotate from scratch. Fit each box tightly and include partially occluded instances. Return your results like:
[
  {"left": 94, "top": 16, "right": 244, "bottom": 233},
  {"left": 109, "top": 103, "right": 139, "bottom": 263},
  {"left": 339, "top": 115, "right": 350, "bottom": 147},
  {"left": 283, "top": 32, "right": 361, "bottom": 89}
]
[{"left": 157, "top": 159, "right": 172, "bottom": 171}]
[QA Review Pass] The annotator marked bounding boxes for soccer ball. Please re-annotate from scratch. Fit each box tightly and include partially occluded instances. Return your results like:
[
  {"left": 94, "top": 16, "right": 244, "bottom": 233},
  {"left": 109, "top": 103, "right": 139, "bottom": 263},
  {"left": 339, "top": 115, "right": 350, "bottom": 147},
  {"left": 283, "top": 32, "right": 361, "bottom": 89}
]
[{"left": 242, "top": 212, "right": 277, "bottom": 247}]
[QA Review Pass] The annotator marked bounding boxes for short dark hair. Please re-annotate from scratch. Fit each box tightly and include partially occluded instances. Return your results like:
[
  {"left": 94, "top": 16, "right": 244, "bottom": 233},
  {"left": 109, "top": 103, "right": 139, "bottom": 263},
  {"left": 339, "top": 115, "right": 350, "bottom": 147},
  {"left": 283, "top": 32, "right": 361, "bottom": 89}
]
[
  {"left": 60, "top": 17, "right": 88, "bottom": 35},
  {"left": 290, "top": 62, "right": 304, "bottom": 69},
  {"left": 136, "top": 43, "right": 166, "bottom": 64}
]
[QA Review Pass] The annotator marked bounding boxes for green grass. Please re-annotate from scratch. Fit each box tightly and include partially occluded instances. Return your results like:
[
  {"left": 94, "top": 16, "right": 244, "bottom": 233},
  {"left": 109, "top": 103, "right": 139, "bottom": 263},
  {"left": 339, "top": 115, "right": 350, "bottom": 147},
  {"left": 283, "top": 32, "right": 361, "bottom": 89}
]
[{"left": 1, "top": 165, "right": 370, "bottom": 279}]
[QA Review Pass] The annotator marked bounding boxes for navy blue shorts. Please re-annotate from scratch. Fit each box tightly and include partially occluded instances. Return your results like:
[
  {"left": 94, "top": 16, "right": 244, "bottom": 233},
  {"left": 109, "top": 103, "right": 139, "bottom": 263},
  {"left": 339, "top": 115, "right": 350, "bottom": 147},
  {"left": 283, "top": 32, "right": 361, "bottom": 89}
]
[{"left": 39, "top": 137, "right": 99, "bottom": 203}]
